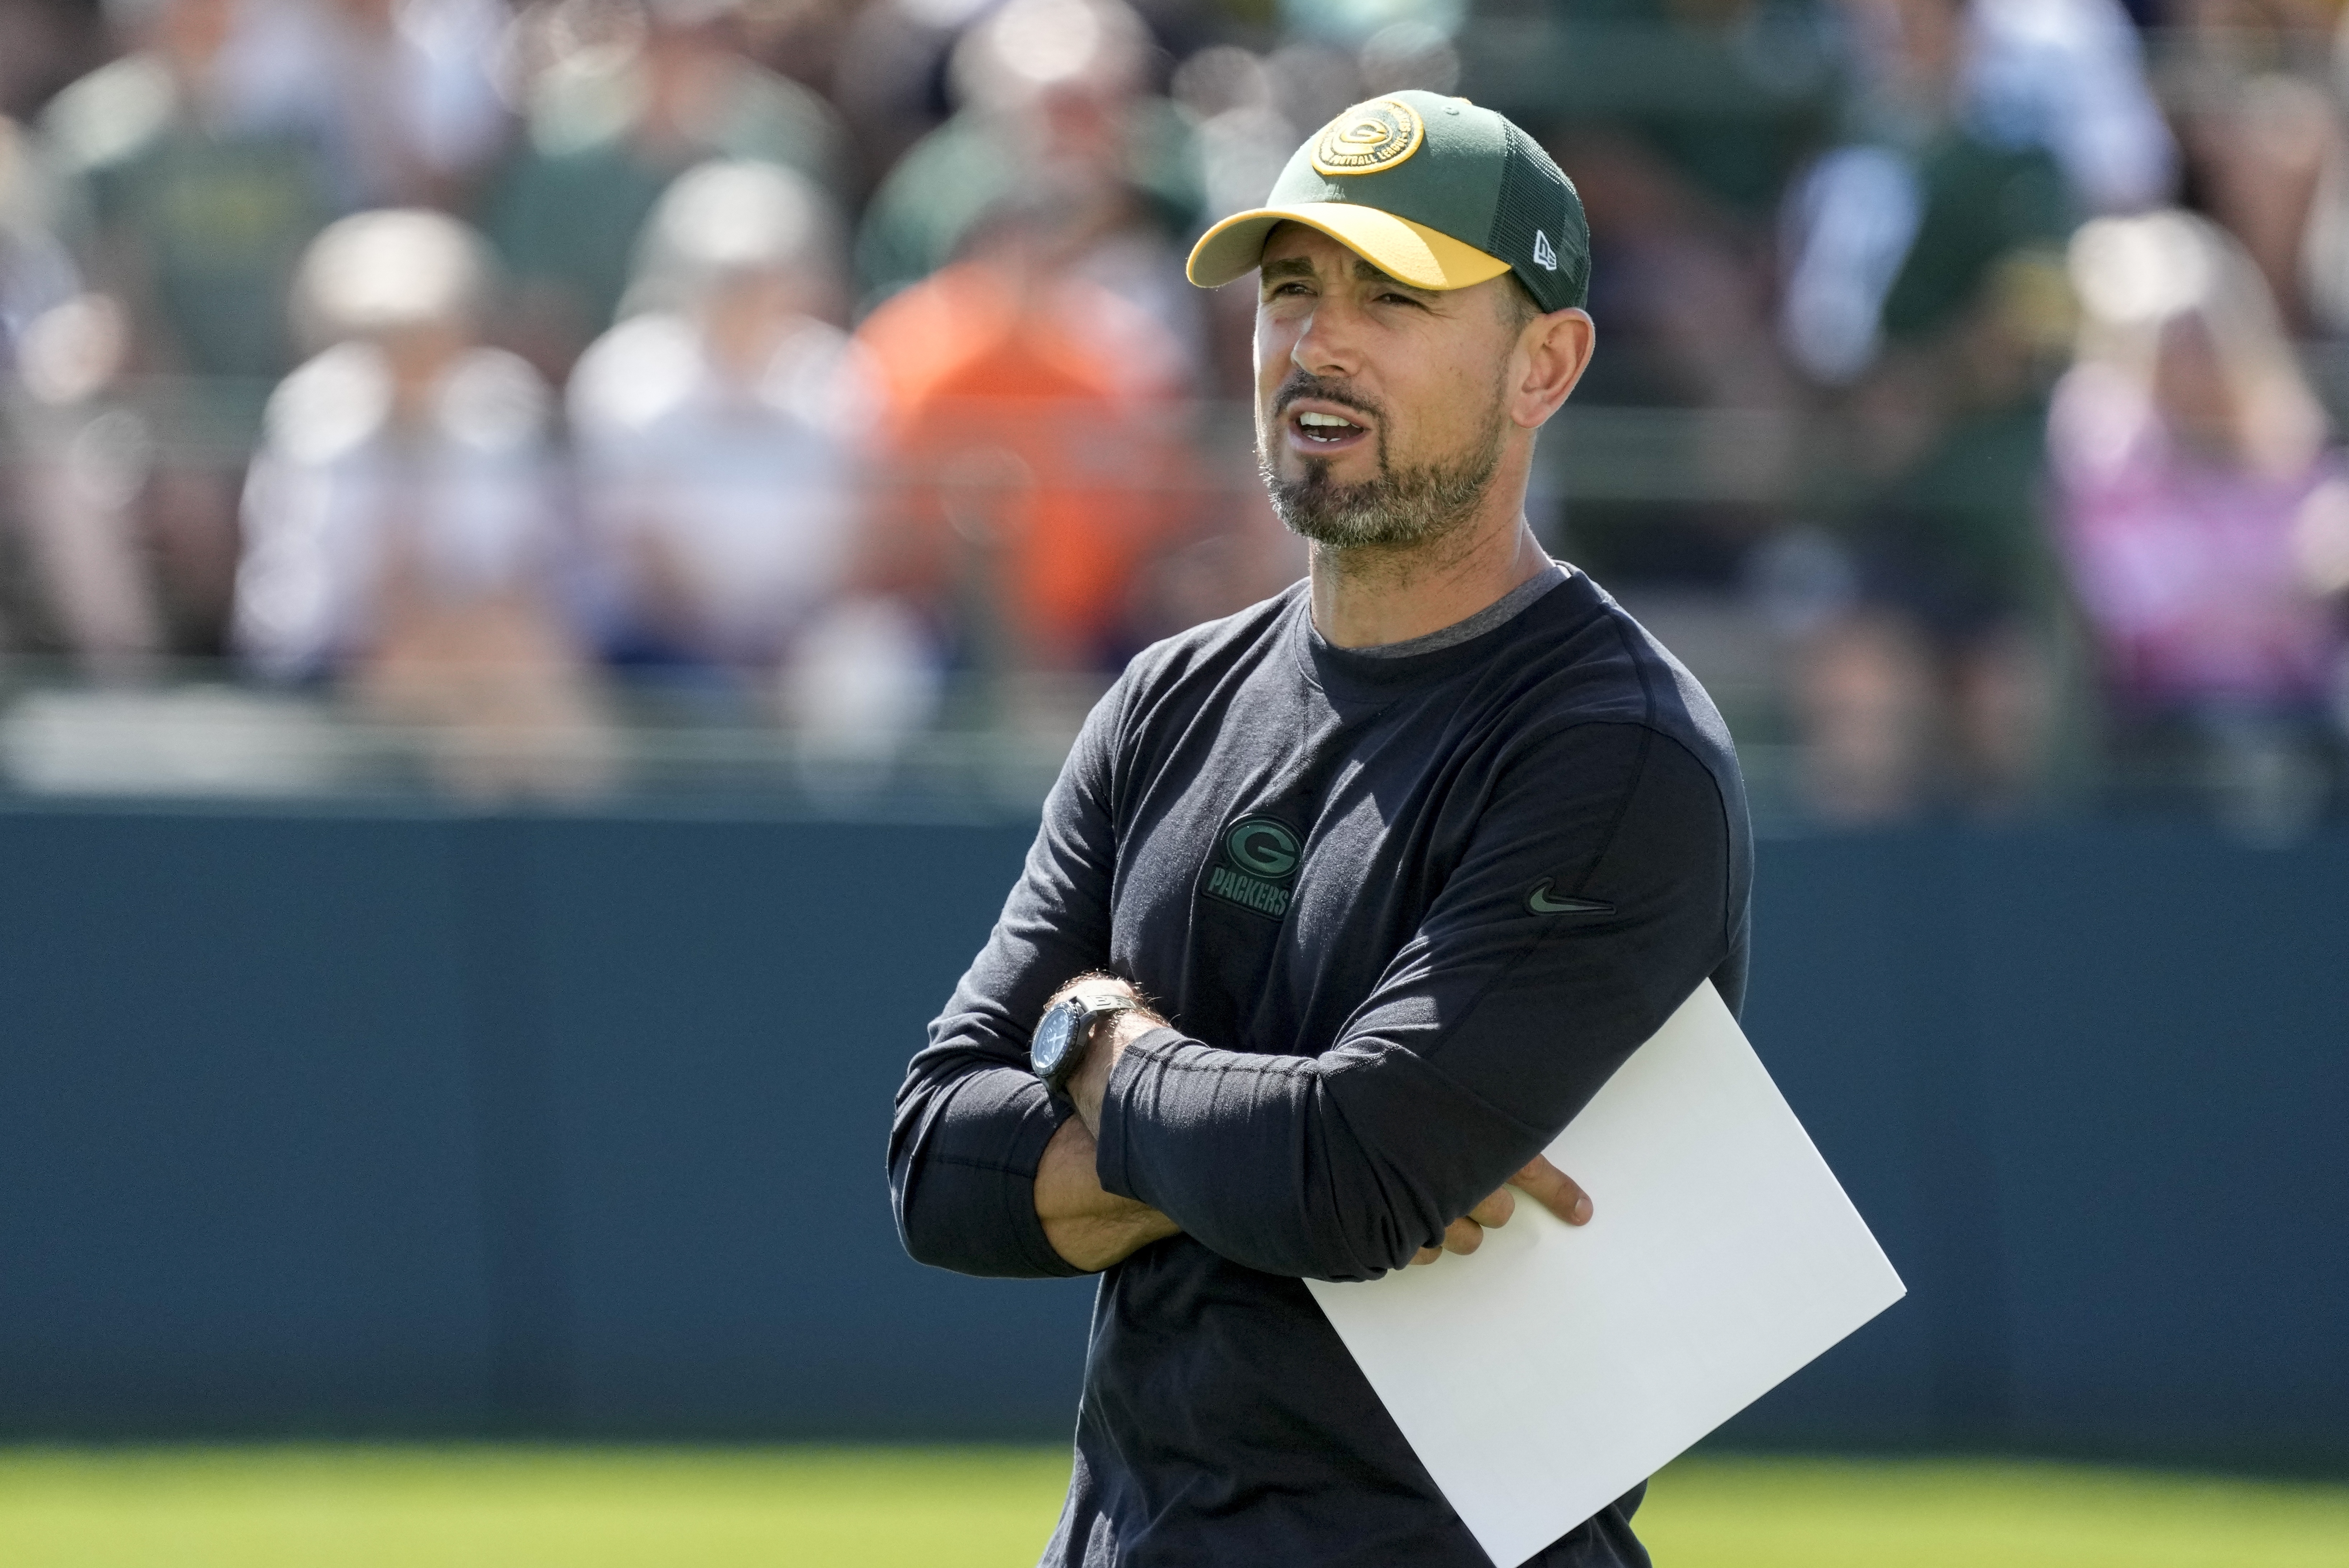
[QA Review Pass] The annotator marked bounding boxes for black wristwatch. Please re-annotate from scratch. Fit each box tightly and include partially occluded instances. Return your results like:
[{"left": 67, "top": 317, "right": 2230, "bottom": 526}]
[{"left": 1031, "top": 989, "right": 1140, "bottom": 1097}]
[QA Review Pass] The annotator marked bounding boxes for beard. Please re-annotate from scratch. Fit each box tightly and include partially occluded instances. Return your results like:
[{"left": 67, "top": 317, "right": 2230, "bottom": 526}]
[{"left": 1256, "top": 371, "right": 1507, "bottom": 549}]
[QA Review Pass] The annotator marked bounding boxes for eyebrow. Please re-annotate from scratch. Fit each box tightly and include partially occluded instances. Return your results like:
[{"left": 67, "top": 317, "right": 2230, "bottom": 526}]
[
  {"left": 1259, "top": 253, "right": 1438, "bottom": 298},
  {"left": 1354, "top": 256, "right": 1432, "bottom": 295}
]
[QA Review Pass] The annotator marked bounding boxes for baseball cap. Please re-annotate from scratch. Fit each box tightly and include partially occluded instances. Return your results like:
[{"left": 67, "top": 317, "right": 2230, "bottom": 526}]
[{"left": 1186, "top": 90, "right": 1590, "bottom": 313}]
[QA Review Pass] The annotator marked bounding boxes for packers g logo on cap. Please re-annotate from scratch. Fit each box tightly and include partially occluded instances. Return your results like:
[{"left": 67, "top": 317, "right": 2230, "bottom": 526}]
[{"left": 1309, "top": 98, "right": 1425, "bottom": 177}]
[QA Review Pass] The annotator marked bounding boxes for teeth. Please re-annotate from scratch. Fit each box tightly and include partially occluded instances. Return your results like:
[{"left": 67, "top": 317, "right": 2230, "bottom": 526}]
[{"left": 1297, "top": 411, "right": 1358, "bottom": 428}]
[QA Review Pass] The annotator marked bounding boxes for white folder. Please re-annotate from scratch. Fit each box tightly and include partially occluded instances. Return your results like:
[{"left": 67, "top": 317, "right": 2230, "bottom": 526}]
[{"left": 1306, "top": 981, "right": 1906, "bottom": 1568}]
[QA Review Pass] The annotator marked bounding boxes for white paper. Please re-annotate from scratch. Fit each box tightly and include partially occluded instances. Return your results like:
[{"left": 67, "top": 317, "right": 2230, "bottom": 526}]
[{"left": 1306, "top": 981, "right": 1905, "bottom": 1568}]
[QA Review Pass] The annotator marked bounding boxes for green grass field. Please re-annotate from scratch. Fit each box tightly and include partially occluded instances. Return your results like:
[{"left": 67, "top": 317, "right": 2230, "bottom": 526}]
[{"left": 3, "top": 1446, "right": 2344, "bottom": 1568}]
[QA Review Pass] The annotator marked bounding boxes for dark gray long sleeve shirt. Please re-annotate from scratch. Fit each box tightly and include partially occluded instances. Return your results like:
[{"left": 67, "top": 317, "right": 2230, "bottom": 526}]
[{"left": 889, "top": 567, "right": 1753, "bottom": 1567}]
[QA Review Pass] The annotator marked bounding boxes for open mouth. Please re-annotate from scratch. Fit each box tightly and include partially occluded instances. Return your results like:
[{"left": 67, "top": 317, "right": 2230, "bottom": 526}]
[{"left": 1285, "top": 403, "right": 1373, "bottom": 452}]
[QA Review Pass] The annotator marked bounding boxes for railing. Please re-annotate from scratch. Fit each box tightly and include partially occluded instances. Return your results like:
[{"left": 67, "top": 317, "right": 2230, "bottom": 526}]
[{"left": 0, "top": 657, "right": 1113, "bottom": 814}]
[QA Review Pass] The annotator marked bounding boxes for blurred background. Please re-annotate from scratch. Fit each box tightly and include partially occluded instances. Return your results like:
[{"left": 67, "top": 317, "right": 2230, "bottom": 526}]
[
  {"left": 0, "top": 0, "right": 2344, "bottom": 1564},
  {"left": 3, "top": 0, "right": 2348, "bottom": 825}
]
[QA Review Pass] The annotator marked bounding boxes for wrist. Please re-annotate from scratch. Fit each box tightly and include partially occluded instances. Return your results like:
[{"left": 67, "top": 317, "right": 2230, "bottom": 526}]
[
  {"left": 1069, "top": 1009, "right": 1141, "bottom": 1130},
  {"left": 1032, "top": 977, "right": 1158, "bottom": 1106}
]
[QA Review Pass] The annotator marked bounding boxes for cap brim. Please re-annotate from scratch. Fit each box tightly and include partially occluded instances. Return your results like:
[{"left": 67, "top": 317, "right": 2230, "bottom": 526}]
[{"left": 1186, "top": 201, "right": 1512, "bottom": 293}]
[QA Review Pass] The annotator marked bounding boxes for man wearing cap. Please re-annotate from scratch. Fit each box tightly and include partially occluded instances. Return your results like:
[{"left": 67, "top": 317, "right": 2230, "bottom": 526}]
[{"left": 890, "top": 90, "right": 1751, "bottom": 1566}]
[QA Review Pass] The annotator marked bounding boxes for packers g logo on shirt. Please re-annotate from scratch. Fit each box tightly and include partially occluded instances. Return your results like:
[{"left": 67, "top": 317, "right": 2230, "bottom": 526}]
[
  {"left": 1309, "top": 98, "right": 1425, "bottom": 176},
  {"left": 1205, "top": 815, "right": 1303, "bottom": 918}
]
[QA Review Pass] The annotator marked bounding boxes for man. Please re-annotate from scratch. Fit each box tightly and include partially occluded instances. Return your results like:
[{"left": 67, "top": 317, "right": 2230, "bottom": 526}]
[{"left": 889, "top": 90, "right": 1752, "bottom": 1566}]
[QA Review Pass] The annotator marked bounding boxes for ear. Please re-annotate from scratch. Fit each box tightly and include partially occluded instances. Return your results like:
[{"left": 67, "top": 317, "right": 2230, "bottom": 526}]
[{"left": 1509, "top": 308, "right": 1595, "bottom": 430}]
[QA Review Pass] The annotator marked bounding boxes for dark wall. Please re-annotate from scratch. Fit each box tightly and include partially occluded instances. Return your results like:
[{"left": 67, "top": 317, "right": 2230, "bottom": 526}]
[
  {"left": 1, "top": 806, "right": 2342, "bottom": 1465},
  {"left": 1731, "top": 831, "right": 2349, "bottom": 1470}
]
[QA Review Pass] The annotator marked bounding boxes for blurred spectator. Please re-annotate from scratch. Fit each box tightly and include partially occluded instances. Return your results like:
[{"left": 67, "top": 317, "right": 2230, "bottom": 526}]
[
  {"left": 568, "top": 159, "right": 934, "bottom": 747},
  {"left": 853, "top": 192, "right": 1193, "bottom": 699},
  {"left": 852, "top": 0, "right": 1204, "bottom": 355},
  {"left": 481, "top": 0, "right": 848, "bottom": 378},
  {"left": 36, "top": 0, "right": 350, "bottom": 653},
  {"left": 1778, "top": 0, "right": 2082, "bottom": 821},
  {"left": 1782, "top": 0, "right": 2161, "bottom": 386},
  {"left": 2052, "top": 210, "right": 2349, "bottom": 829},
  {"left": 41, "top": 0, "right": 341, "bottom": 382},
  {"left": 235, "top": 209, "right": 610, "bottom": 796}
]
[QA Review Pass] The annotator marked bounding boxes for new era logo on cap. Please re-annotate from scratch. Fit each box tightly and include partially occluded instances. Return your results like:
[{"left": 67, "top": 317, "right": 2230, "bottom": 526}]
[{"left": 1533, "top": 230, "right": 1558, "bottom": 271}]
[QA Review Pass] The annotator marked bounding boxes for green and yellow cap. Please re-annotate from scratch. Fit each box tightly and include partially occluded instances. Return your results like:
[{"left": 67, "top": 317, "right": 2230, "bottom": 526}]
[{"left": 1186, "top": 89, "right": 1590, "bottom": 313}]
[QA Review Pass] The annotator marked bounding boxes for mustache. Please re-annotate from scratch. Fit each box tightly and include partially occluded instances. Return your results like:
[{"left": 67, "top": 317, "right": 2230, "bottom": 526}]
[{"left": 1271, "top": 371, "right": 1384, "bottom": 424}]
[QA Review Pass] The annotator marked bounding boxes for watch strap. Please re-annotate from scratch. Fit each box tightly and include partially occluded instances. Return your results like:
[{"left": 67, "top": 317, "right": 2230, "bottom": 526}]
[{"left": 1037, "top": 992, "right": 1140, "bottom": 1095}]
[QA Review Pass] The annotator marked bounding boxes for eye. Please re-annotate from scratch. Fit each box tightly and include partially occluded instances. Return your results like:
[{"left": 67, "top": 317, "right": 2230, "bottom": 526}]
[{"left": 1378, "top": 290, "right": 1426, "bottom": 309}]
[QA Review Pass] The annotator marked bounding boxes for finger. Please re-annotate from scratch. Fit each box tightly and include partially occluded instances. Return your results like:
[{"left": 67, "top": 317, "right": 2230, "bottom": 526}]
[
  {"left": 1440, "top": 1215, "right": 1484, "bottom": 1255},
  {"left": 1510, "top": 1154, "right": 1594, "bottom": 1225},
  {"left": 1466, "top": 1185, "right": 1516, "bottom": 1230},
  {"left": 1410, "top": 1244, "right": 1443, "bottom": 1266}
]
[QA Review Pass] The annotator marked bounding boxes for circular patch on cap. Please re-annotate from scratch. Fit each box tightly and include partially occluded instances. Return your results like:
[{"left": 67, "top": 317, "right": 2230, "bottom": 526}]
[{"left": 1309, "top": 98, "right": 1425, "bottom": 177}]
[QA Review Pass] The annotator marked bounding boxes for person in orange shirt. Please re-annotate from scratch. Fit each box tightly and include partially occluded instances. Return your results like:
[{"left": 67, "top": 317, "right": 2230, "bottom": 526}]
[{"left": 854, "top": 197, "right": 1195, "bottom": 680}]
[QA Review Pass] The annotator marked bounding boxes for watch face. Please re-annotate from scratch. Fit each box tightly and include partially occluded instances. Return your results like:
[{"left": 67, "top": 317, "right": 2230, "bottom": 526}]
[{"left": 1031, "top": 1001, "right": 1083, "bottom": 1084}]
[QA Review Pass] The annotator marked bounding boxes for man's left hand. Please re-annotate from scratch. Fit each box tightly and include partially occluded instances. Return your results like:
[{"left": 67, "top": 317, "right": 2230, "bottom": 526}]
[{"left": 1409, "top": 1154, "right": 1592, "bottom": 1266}]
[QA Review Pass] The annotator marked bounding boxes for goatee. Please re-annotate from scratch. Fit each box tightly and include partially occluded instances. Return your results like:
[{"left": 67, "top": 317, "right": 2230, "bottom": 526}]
[{"left": 1257, "top": 377, "right": 1506, "bottom": 549}]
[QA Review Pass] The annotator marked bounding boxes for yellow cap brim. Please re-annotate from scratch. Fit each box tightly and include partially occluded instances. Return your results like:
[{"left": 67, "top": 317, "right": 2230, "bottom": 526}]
[{"left": 1186, "top": 201, "right": 1512, "bottom": 293}]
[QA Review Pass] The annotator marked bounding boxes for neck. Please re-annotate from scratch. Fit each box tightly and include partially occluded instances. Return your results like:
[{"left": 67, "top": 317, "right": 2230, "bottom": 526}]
[{"left": 1307, "top": 493, "right": 1554, "bottom": 650}]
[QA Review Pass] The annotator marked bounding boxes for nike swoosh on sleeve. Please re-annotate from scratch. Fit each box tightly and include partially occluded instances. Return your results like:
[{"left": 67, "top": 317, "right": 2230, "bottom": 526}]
[{"left": 1525, "top": 879, "right": 1614, "bottom": 915}]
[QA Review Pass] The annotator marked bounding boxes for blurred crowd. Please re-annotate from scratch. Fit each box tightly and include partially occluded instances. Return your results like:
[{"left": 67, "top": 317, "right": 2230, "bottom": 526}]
[{"left": 0, "top": 0, "right": 2346, "bottom": 822}]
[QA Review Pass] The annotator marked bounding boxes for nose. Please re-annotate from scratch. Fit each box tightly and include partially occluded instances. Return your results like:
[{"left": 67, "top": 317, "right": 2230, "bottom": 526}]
[{"left": 1290, "top": 293, "right": 1364, "bottom": 381}]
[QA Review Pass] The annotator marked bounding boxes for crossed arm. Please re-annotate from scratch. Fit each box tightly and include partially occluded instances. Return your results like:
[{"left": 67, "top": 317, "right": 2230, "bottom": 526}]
[
  {"left": 1033, "top": 975, "right": 1594, "bottom": 1274},
  {"left": 888, "top": 688, "right": 1737, "bottom": 1286}
]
